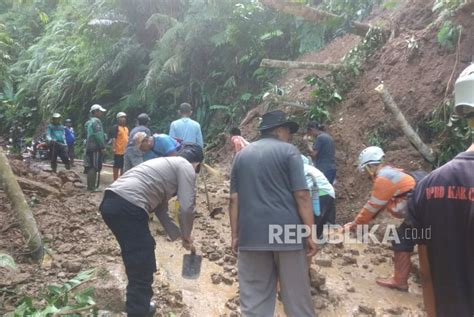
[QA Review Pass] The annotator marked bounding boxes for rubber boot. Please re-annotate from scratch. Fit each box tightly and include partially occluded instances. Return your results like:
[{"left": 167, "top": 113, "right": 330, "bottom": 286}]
[
  {"left": 87, "top": 168, "right": 97, "bottom": 191},
  {"left": 51, "top": 163, "right": 57, "bottom": 173},
  {"left": 376, "top": 251, "right": 411, "bottom": 291},
  {"left": 113, "top": 167, "right": 119, "bottom": 181}
]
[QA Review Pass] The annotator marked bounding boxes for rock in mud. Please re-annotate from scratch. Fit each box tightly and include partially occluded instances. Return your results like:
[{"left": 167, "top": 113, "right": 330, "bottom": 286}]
[
  {"left": 358, "top": 304, "right": 376, "bottom": 316},
  {"left": 384, "top": 306, "right": 404, "bottom": 315},
  {"left": 45, "top": 175, "right": 62, "bottom": 188},
  {"left": 211, "top": 273, "right": 222, "bottom": 284},
  {"left": 346, "top": 286, "right": 356, "bottom": 293},
  {"left": 62, "top": 260, "right": 82, "bottom": 273},
  {"left": 222, "top": 273, "right": 234, "bottom": 285},
  {"left": 93, "top": 264, "right": 127, "bottom": 312},
  {"left": 209, "top": 252, "right": 222, "bottom": 261},
  {"left": 309, "top": 268, "right": 326, "bottom": 289},
  {"left": 315, "top": 257, "right": 332, "bottom": 267},
  {"left": 61, "top": 182, "right": 75, "bottom": 195},
  {"left": 342, "top": 253, "right": 357, "bottom": 265},
  {"left": 224, "top": 255, "right": 237, "bottom": 265}
]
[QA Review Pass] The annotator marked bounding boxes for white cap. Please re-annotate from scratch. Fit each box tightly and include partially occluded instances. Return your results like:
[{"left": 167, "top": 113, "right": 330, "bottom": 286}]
[
  {"left": 116, "top": 112, "right": 127, "bottom": 119},
  {"left": 52, "top": 113, "right": 61, "bottom": 118},
  {"left": 90, "top": 104, "right": 106, "bottom": 112}
]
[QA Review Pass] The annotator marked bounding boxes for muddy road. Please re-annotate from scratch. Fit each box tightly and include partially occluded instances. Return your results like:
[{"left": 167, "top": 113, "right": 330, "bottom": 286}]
[{"left": 0, "top": 160, "right": 424, "bottom": 316}]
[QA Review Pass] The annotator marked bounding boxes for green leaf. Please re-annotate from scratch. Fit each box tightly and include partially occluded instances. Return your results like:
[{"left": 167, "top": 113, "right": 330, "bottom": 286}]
[
  {"left": 240, "top": 93, "right": 252, "bottom": 102},
  {"left": 260, "top": 30, "right": 283, "bottom": 41},
  {"left": 332, "top": 91, "right": 342, "bottom": 101},
  {"left": 0, "top": 254, "right": 16, "bottom": 270}
]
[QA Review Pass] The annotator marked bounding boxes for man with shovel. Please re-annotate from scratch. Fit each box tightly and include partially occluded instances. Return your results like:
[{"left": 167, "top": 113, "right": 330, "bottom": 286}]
[{"left": 100, "top": 143, "right": 203, "bottom": 317}]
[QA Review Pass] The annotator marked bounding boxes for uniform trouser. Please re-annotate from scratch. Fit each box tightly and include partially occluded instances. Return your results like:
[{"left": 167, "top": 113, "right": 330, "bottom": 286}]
[
  {"left": 391, "top": 221, "right": 416, "bottom": 252},
  {"left": 315, "top": 195, "right": 336, "bottom": 239},
  {"left": 100, "top": 191, "right": 156, "bottom": 317},
  {"left": 238, "top": 250, "right": 316, "bottom": 317},
  {"left": 50, "top": 142, "right": 70, "bottom": 172}
]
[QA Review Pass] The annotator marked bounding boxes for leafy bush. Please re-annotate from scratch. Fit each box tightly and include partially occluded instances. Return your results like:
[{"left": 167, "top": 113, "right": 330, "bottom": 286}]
[
  {"left": 5, "top": 269, "right": 97, "bottom": 317},
  {"left": 437, "top": 21, "right": 461, "bottom": 51}
]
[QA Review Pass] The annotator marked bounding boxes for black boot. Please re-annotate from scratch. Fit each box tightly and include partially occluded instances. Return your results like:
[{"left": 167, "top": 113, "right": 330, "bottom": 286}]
[{"left": 87, "top": 168, "right": 97, "bottom": 191}]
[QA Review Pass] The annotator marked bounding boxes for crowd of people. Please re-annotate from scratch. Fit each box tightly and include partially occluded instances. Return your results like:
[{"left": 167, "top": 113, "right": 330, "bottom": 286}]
[{"left": 44, "top": 66, "right": 473, "bottom": 317}]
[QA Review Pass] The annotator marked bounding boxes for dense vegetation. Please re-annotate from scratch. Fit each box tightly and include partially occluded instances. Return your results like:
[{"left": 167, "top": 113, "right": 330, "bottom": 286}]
[{"left": 0, "top": 0, "right": 368, "bottom": 142}]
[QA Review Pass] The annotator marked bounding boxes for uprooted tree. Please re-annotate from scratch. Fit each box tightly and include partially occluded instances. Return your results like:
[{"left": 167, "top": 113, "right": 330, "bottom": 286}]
[{"left": 0, "top": 148, "right": 43, "bottom": 262}]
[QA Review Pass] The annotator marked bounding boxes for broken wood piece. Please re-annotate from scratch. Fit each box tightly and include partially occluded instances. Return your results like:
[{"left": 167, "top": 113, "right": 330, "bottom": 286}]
[
  {"left": 260, "top": 58, "right": 343, "bottom": 71},
  {"left": 375, "top": 84, "right": 435, "bottom": 163},
  {"left": 0, "top": 148, "right": 44, "bottom": 262},
  {"left": 16, "top": 177, "right": 61, "bottom": 196}
]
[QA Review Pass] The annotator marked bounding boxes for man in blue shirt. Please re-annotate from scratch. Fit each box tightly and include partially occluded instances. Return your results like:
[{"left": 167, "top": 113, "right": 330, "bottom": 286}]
[
  {"left": 137, "top": 133, "right": 181, "bottom": 160},
  {"left": 169, "top": 103, "right": 204, "bottom": 148},
  {"left": 46, "top": 113, "right": 70, "bottom": 173},
  {"left": 64, "top": 118, "right": 75, "bottom": 167}
]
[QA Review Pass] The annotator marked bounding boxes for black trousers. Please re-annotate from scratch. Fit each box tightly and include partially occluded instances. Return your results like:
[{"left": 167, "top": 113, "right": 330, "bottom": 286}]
[
  {"left": 392, "top": 221, "right": 416, "bottom": 252},
  {"left": 50, "top": 142, "right": 70, "bottom": 171},
  {"left": 100, "top": 191, "right": 156, "bottom": 317},
  {"left": 315, "top": 195, "right": 336, "bottom": 239}
]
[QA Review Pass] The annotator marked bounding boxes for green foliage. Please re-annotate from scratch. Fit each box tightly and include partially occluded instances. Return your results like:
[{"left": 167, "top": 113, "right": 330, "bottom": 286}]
[
  {"left": 6, "top": 269, "right": 97, "bottom": 317},
  {"left": 432, "top": 0, "right": 463, "bottom": 12},
  {"left": 437, "top": 21, "right": 461, "bottom": 51},
  {"left": 427, "top": 101, "right": 471, "bottom": 166},
  {"left": 320, "top": 0, "right": 381, "bottom": 21},
  {"left": 306, "top": 74, "right": 339, "bottom": 122},
  {"left": 365, "top": 127, "right": 389, "bottom": 148},
  {"left": 0, "top": 253, "right": 16, "bottom": 270}
]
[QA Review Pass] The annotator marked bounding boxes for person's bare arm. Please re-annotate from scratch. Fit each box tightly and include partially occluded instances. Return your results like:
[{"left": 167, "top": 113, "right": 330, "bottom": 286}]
[
  {"left": 293, "top": 189, "right": 317, "bottom": 257},
  {"left": 229, "top": 192, "right": 239, "bottom": 256}
]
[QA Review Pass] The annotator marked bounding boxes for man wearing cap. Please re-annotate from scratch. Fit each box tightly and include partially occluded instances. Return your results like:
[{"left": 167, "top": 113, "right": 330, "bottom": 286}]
[
  {"left": 407, "top": 64, "right": 474, "bottom": 316},
  {"left": 46, "top": 113, "right": 70, "bottom": 172},
  {"left": 169, "top": 103, "right": 204, "bottom": 148},
  {"left": 306, "top": 122, "right": 337, "bottom": 184},
  {"left": 85, "top": 104, "right": 106, "bottom": 191},
  {"left": 229, "top": 110, "right": 317, "bottom": 317},
  {"left": 110, "top": 112, "right": 129, "bottom": 180},
  {"left": 100, "top": 143, "right": 203, "bottom": 317},
  {"left": 64, "top": 119, "right": 75, "bottom": 167},
  {"left": 123, "top": 113, "right": 151, "bottom": 172}
]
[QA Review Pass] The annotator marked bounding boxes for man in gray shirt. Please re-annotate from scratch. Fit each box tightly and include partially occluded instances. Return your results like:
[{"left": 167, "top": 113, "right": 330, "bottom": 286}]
[
  {"left": 100, "top": 143, "right": 203, "bottom": 317},
  {"left": 230, "top": 110, "right": 317, "bottom": 317}
]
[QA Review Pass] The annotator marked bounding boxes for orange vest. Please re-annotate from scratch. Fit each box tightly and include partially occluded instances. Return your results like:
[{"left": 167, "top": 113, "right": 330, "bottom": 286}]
[{"left": 354, "top": 165, "right": 416, "bottom": 225}]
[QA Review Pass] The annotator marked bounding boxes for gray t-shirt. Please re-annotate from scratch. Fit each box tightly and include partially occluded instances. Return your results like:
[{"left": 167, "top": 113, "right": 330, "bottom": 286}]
[
  {"left": 106, "top": 156, "right": 196, "bottom": 240},
  {"left": 230, "top": 137, "right": 308, "bottom": 251},
  {"left": 313, "top": 132, "right": 336, "bottom": 172}
]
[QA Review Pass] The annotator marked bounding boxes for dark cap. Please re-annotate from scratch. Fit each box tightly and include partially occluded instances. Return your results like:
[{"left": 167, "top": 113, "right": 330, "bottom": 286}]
[
  {"left": 178, "top": 143, "right": 204, "bottom": 164},
  {"left": 307, "top": 121, "right": 321, "bottom": 130},
  {"left": 259, "top": 110, "right": 299, "bottom": 134}
]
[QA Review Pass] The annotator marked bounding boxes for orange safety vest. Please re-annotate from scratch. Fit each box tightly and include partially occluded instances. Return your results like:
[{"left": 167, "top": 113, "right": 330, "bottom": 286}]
[
  {"left": 354, "top": 165, "right": 416, "bottom": 225},
  {"left": 114, "top": 126, "right": 129, "bottom": 155}
]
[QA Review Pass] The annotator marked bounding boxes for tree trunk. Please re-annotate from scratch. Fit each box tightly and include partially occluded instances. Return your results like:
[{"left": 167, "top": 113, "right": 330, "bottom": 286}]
[
  {"left": 259, "top": 0, "right": 373, "bottom": 37},
  {"left": 260, "top": 58, "right": 342, "bottom": 71},
  {"left": 264, "top": 93, "right": 310, "bottom": 111},
  {"left": 375, "top": 84, "right": 436, "bottom": 163},
  {"left": 0, "top": 148, "right": 43, "bottom": 262}
]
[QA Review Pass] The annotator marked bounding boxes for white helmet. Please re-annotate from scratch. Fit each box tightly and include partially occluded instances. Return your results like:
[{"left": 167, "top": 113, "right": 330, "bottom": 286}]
[
  {"left": 358, "top": 146, "right": 385, "bottom": 172},
  {"left": 454, "top": 64, "right": 474, "bottom": 117},
  {"left": 116, "top": 112, "right": 127, "bottom": 119}
]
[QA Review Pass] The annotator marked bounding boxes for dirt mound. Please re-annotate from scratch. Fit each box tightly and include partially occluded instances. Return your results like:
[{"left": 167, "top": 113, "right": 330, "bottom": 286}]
[{"left": 234, "top": 0, "right": 474, "bottom": 223}]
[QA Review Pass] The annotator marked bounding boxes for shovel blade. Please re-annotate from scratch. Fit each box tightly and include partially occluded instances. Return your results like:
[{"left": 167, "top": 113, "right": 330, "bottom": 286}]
[{"left": 182, "top": 253, "right": 202, "bottom": 279}]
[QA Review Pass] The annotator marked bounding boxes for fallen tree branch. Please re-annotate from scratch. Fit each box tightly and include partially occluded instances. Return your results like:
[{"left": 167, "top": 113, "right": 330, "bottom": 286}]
[
  {"left": 264, "top": 93, "right": 310, "bottom": 110},
  {"left": 0, "top": 148, "right": 43, "bottom": 262},
  {"left": 259, "top": 0, "right": 381, "bottom": 37},
  {"left": 375, "top": 84, "right": 435, "bottom": 163},
  {"left": 260, "top": 58, "right": 343, "bottom": 71}
]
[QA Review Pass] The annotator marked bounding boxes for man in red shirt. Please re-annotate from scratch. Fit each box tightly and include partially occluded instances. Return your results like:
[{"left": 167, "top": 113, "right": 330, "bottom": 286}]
[{"left": 230, "top": 127, "right": 249, "bottom": 154}]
